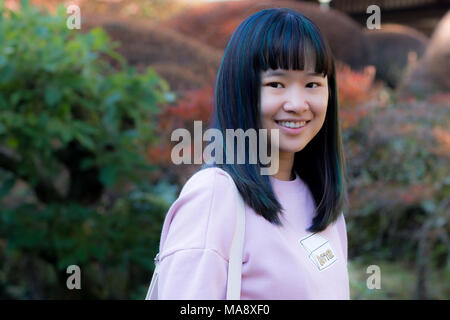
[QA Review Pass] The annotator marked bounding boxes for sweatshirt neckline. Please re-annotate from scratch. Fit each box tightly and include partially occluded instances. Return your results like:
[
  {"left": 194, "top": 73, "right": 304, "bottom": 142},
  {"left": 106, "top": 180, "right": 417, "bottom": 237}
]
[{"left": 269, "top": 171, "right": 300, "bottom": 186}]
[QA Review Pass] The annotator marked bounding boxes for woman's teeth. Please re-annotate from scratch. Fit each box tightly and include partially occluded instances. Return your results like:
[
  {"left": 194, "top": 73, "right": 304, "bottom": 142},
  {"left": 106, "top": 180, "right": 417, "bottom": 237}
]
[{"left": 276, "top": 120, "right": 307, "bottom": 128}]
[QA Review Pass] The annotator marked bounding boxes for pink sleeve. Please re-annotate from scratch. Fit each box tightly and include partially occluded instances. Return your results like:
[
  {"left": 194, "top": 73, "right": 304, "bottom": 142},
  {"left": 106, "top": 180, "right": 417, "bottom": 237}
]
[
  {"left": 156, "top": 168, "right": 238, "bottom": 300},
  {"left": 158, "top": 249, "right": 228, "bottom": 299}
]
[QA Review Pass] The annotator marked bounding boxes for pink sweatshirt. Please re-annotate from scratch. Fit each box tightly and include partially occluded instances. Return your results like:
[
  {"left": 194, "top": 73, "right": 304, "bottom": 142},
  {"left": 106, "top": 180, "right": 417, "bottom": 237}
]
[{"left": 155, "top": 167, "right": 350, "bottom": 299}]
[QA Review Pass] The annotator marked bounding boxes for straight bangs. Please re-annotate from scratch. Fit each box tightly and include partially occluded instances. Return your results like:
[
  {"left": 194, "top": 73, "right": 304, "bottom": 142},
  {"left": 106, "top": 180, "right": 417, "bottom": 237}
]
[{"left": 254, "top": 11, "right": 334, "bottom": 79}]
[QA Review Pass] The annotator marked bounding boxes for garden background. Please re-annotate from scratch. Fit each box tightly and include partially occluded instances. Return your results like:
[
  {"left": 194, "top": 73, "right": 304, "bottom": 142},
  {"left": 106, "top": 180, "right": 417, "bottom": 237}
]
[{"left": 0, "top": 0, "right": 449, "bottom": 299}]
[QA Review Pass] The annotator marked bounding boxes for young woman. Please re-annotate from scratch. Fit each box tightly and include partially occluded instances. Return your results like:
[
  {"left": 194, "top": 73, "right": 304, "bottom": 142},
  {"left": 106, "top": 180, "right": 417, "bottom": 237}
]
[{"left": 153, "top": 7, "right": 350, "bottom": 300}]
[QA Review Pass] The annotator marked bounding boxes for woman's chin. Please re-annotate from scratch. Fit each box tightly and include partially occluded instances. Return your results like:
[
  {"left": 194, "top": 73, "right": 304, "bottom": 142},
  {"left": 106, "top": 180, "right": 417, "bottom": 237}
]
[{"left": 279, "top": 144, "right": 306, "bottom": 154}]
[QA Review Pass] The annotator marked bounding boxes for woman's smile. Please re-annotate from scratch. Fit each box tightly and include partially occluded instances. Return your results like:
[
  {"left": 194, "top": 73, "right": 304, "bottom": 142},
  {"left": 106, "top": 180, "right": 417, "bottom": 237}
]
[{"left": 274, "top": 119, "right": 310, "bottom": 135}]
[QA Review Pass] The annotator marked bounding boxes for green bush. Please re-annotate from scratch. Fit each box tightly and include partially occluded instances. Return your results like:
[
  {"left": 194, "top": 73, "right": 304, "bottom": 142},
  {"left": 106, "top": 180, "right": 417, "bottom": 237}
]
[
  {"left": 0, "top": 1, "right": 175, "bottom": 299},
  {"left": 0, "top": 182, "right": 176, "bottom": 299},
  {"left": 344, "top": 94, "right": 450, "bottom": 298}
]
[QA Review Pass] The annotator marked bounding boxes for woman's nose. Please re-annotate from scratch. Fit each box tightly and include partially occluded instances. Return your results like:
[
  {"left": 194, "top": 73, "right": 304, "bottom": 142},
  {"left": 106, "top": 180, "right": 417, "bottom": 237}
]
[{"left": 283, "top": 88, "right": 309, "bottom": 112}]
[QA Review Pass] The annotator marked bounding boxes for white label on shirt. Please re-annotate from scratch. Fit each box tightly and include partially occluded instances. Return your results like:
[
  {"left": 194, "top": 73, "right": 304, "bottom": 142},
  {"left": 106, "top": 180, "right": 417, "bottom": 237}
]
[{"left": 299, "top": 233, "right": 338, "bottom": 271}]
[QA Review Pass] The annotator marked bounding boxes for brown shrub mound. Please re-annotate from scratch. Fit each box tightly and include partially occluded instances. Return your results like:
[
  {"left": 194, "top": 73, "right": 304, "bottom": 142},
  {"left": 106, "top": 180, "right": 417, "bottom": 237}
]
[
  {"left": 398, "top": 11, "right": 450, "bottom": 98},
  {"left": 82, "top": 15, "right": 222, "bottom": 93},
  {"left": 364, "top": 24, "right": 429, "bottom": 88},
  {"left": 162, "top": 0, "right": 372, "bottom": 70}
]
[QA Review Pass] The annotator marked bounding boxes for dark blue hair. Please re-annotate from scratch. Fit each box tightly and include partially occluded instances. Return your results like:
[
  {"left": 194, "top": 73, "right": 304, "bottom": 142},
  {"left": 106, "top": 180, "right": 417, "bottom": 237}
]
[{"left": 202, "top": 7, "right": 348, "bottom": 232}]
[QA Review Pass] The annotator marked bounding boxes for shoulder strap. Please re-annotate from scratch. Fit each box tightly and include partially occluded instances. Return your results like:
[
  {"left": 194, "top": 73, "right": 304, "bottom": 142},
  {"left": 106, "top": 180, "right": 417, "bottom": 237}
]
[
  {"left": 145, "top": 253, "right": 160, "bottom": 300},
  {"left": 225, "top": 173, "right": 246, "bottom": 300}
]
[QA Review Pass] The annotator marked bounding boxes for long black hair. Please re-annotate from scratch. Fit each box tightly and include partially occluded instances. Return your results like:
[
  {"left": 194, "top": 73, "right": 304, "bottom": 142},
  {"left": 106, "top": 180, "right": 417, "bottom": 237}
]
[{"left": 202, "top": 7, "right": 349, "bottom": 232}]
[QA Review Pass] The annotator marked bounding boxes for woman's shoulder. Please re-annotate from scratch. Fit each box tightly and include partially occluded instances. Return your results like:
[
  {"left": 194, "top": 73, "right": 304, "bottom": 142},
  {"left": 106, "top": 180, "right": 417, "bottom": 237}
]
[
  {"left": 159, "top": 166, "right": 239, "bottom": 260},
  {"left": 179, "top": 166, "right": 233, "bottom": 197}
]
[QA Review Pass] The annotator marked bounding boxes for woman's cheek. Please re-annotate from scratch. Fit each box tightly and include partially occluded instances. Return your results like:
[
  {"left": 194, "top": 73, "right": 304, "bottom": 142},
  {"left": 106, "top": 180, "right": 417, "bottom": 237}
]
[
  {"left": 260, "top": 99, "right": 280, "bottom": 119},
  {"left": 311, "top": 94, "right": 328, "bottom": 117}
]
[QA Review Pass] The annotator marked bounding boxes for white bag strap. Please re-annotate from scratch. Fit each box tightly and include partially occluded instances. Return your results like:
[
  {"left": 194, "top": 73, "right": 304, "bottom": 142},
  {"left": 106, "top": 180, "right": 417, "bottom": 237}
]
[
  {"left": 145, "top": 170, "right": 246, "bottom": 300},
  {"left": 225, "top": 173, "right": 246, "bottom": 300},
  {"left": 145, "top": 253, "right": 160, "bottom": 300}
]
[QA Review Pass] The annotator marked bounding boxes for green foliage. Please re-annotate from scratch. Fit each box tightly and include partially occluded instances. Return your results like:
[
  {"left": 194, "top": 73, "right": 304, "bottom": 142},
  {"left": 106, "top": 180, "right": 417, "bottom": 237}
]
[
  {"left": 0, "top": 1, "right": 176, "bottom": 299},
  {"left": 0, "top": 0, "right": 172, "bottom": 202},
  {"left": 0, "top": 181, "right": 173, "bottom": 299}
]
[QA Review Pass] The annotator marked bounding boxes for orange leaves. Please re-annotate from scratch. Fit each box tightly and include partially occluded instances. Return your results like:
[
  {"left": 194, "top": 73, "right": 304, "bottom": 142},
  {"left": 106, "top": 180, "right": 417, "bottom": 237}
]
[
  {"left": 336, "top": 62, "right": 384, "bottom": 129},
  {"left": 146, "top": 85, "right": 214, "bottom": 165},
  {"left": 336, "top": 63, "right": 379, "bottom": 107},
  {"left": 160, "top": 86, "right": 214, "bottom": 124},
  {"left": 431, "top": 126, "right": 450, "bottom": 157},
  {"left": 400, "top": 184, "right": 431, "bottom": 205}
]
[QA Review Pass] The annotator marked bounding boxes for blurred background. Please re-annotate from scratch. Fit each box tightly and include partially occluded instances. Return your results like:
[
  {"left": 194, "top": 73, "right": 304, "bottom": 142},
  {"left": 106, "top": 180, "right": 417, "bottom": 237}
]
[{"left": 0, "top": 0, "right": 449, "bottom": 299}]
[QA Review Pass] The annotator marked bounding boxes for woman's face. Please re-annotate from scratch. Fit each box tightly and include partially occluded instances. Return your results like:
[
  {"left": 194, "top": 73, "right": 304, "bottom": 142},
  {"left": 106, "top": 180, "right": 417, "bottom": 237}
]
[{"left": 260, "top": 67, "right": 329, "bottom": 155}]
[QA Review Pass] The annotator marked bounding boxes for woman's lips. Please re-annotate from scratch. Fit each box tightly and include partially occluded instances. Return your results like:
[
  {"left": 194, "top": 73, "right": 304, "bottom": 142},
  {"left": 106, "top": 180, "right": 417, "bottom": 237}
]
[{"left": 274, "top": 120, "right": 309, "bottom": 135}]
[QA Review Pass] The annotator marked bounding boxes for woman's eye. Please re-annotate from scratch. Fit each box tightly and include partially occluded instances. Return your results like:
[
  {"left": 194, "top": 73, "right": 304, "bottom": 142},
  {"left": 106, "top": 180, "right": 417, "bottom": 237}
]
[
  {"left": 267, "top": 82, "right": 283, "bottom": 88},
  {"left": 265, "top": 82, "right": 321, "bottom": 89},
  {"left": 307, "top": 82, "right": 321, "bottom": 88}
]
